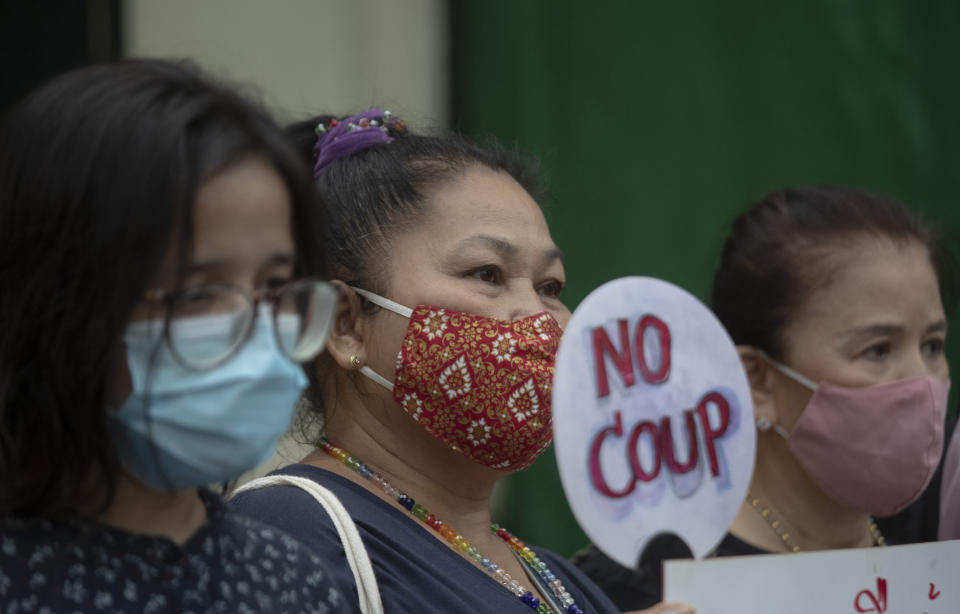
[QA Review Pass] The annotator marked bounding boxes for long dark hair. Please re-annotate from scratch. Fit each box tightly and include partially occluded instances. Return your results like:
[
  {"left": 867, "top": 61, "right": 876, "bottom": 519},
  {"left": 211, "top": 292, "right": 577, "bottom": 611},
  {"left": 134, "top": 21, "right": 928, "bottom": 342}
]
[{"left": 0, "top": 59, "right": 324, "bottom": 516}]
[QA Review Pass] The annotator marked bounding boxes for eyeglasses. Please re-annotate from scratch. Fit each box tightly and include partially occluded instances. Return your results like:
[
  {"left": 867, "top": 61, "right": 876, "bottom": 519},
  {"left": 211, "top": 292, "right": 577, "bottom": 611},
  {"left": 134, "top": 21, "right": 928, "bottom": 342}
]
[{"left": 140, "top": 279, "right": 338, "bottom": 371}]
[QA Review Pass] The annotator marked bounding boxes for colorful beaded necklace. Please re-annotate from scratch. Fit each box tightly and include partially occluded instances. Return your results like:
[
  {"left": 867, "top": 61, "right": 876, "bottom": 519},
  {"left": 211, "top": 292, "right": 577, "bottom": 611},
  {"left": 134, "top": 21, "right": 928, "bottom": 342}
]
[{"left": 321, "top": 438, "right": 584, "bottom": 614}]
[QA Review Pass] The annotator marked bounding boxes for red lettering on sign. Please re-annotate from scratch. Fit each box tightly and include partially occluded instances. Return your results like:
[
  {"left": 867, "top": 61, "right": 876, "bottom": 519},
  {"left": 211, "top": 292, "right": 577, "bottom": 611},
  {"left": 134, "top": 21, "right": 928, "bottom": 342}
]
[
  {"left": 635, "top": 315, "right": 671, "bottom": 383},
  {"left": 929, "top": 583, "right": 940, "bottom": 600},
  {"left": 593, "top": 320, "right": 634, "bottom": 398},
  {"left": 587, "top": 411, "right": 636, "bottom": 498},
  {"left": 628, "top": 420, "right": 662, "bottom": 482},
  {"left": 661, "top": 410, "right": 699, "bottom": 474},
  {"left": 587, "top": 391, "right": 734, "bottom": 498},
  {"left": 696, "top": 392, "right": 730, "bottom": 477},
  {"left": 854, "top": 577, "right": 887, "bottom": 613},
  {"left": 592, "top": 315, "right": 673, "bottom": 399}
]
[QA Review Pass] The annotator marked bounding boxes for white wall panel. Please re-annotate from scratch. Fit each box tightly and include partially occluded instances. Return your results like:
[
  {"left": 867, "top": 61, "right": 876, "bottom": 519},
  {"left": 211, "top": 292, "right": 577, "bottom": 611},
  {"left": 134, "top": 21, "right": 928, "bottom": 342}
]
[{"left": 124, "top": 0, "right": 448, "bottom": 126}]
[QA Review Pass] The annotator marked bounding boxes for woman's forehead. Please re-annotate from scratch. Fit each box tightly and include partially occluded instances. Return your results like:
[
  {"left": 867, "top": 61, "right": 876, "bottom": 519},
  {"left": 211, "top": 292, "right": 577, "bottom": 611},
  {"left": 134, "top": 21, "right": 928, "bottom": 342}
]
[
  {"left": 787, "top": 239, "right": 942, "bottom": 336},
  {"left": 414, "top": 167, "right": 552, "bottom": 246}
]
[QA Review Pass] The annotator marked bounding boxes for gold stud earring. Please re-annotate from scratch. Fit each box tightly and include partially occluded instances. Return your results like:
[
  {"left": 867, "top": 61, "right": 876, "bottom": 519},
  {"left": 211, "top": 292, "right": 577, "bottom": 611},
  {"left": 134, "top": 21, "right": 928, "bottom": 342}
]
[{"left": 350, "top": 355, "right": 364, "bottom": 369}]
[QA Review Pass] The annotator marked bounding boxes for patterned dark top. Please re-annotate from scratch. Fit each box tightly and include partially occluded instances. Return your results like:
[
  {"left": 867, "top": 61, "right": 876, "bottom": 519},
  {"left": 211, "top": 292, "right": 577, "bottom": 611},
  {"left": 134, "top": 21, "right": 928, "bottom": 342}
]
[{"left": 0, "top": 489, "right": 345, "bottom": 613}]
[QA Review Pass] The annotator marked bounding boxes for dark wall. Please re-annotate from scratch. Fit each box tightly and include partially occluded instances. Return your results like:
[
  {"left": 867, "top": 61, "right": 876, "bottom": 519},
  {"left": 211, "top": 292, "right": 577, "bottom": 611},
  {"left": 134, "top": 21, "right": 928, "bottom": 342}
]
[
  {"left": 1, "top": 0, "right": 120, "bottom": 116},
  {"left": 452, "top": 1, "right": 960, "bottom": 556}
]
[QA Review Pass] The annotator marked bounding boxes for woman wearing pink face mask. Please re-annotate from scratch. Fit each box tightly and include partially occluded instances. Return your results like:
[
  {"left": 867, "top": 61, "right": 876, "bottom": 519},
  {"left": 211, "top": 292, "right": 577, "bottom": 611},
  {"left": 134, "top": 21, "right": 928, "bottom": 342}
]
[
  {"left": 230, "top": 111, "right": 696, "bottom": 614},
  {"left": 574, "top": 185, "right": 953, "bottom": 611}
]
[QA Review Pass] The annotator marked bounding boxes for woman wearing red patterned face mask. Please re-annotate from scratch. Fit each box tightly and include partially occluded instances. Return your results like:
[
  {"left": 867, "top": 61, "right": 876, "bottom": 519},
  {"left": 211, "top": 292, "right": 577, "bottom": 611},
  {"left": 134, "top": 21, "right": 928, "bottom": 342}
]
[{"left": 231, "top": 111, "right": 693, "bottom": 614}]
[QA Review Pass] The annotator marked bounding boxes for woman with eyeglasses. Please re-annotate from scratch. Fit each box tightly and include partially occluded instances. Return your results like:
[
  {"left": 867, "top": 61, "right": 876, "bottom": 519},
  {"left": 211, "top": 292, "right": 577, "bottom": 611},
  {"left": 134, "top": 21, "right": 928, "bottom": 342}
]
[{"left": 0, "top": 60, "right": 344, "bottom": 612}]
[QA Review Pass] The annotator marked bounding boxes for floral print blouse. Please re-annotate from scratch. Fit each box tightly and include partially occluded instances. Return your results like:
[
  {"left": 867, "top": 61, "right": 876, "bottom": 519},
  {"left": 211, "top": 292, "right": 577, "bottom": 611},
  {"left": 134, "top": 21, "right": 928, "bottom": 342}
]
[{"left": 0, "top": 489, "right": 345, "bottom": 613}]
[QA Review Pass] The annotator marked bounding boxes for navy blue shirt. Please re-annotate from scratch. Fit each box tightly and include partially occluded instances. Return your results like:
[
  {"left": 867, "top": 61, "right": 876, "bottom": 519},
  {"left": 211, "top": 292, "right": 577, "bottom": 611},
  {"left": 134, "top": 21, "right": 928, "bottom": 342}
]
[
  {"left": 231, "top": 464, "right": 618, "bottom": 614},
  {"left": 0, "top": 489, "right": 345, "bottom": 613}
]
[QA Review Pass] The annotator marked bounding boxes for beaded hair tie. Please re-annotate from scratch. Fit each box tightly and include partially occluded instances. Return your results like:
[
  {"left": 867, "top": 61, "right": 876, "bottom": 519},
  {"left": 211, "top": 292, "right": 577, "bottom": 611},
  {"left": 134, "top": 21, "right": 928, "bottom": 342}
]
[{"left": 312, "top": 108, "right": 406, "bottom": 177}]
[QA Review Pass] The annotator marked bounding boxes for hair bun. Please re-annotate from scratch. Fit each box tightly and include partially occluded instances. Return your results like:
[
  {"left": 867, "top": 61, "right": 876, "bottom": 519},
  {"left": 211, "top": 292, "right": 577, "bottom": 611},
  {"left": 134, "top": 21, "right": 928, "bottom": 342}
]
[{"left": 312, "top": 108, "right": 405, "bottom": 176}]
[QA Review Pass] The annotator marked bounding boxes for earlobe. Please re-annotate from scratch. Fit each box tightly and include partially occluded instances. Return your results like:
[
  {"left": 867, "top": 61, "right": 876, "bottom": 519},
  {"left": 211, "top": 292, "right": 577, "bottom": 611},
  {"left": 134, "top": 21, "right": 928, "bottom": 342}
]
[
  {"left": 325, "top": 281, "right": 368, "bottom": 371},
  {"left": 736, "top": 345, "right": 779, "bottom": 427}
]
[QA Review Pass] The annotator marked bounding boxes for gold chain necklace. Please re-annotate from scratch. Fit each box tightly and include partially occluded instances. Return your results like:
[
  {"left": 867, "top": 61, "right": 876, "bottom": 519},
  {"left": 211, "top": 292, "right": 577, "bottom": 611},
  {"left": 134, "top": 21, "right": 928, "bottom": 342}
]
[{"left": 747, "top": 492, "right": 886, "bottom": 552}]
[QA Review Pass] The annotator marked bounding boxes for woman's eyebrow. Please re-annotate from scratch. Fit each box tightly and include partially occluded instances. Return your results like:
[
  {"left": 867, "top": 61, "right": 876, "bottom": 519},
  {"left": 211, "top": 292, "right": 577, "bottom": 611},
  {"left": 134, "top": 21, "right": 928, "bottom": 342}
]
[
  {"left": 260, "top": 252, "right": 294, "bottom": 267},
  {"left": 838, "top": 323, "right": 903, "bottom": 341},
  {"left": 183, "top": 253, "right": 294, "bottom": 276},
  {"left": 840, "top": 318, "right": 948, "bottom": 341},
  {"left": 184, "top": 259, "right": 229, "bottom": 275},
  {"left": 453, "top": 234, "right": 518, "bottom": 257},
  {"left": 453, "top": 235, "right": 564, "bottom": 262}
]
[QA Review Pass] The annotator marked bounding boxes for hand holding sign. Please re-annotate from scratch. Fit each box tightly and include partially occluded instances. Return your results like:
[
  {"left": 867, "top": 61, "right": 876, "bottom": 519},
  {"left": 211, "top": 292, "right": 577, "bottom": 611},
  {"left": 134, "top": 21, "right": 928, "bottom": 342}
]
[{"left": 554, "top": 277, "right": 755, "bottom": 567}]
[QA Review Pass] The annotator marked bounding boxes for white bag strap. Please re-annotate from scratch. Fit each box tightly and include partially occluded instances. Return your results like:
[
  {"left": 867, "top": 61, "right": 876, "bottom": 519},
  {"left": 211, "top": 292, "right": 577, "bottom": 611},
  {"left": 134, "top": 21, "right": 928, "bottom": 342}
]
[{"left": 232, "top": 475, "right": 383, "bottom": 614}]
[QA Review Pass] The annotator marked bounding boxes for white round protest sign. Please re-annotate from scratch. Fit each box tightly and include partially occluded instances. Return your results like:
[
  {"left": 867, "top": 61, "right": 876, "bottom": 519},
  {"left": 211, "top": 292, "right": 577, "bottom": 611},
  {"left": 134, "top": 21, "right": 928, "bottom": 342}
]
[{"left": 553, "top": 277, "right": 755, "bottom": 566}]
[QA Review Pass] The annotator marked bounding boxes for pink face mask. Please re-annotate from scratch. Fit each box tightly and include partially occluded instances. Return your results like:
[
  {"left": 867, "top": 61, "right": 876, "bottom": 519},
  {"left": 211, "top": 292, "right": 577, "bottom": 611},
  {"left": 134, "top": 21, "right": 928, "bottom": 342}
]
[{"left": 761, "top": 353, "right": 950, "bottom": 517}]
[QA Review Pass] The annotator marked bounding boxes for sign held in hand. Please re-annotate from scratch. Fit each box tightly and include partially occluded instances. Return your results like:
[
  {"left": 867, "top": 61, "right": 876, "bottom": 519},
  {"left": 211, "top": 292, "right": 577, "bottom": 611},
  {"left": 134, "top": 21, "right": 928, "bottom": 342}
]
[{"left": 553, "top": 277, "right": 755, "bottom": 567}]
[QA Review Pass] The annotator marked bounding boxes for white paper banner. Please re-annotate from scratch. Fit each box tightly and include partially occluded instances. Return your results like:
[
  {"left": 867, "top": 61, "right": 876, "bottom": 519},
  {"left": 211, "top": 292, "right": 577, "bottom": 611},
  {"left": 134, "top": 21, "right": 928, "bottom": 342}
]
[
  {"left": 664, "top": 540, "right": 960, "bottom": 614},
  {"left": 553, "top": 277, "right": 755, "bottom": 566}
]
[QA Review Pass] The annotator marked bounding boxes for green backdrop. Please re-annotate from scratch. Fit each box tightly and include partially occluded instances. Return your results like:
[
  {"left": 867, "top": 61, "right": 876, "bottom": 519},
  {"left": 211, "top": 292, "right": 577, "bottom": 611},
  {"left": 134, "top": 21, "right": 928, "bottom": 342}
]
[{"left": 451, "top": 1, "right": 960, "bottom": 557}]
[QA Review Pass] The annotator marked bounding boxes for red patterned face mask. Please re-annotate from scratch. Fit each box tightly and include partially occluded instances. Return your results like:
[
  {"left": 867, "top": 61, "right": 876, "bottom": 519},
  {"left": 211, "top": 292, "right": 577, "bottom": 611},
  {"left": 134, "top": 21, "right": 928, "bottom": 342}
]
[{"left": 352, "top": 288, "right": 562, "bottom": 471}]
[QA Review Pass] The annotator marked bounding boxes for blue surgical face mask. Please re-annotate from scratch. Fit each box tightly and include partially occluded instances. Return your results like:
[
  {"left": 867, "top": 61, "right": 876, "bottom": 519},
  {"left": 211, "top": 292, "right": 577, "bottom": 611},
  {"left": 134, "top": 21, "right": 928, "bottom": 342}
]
[{"left": 109, "top": 306, "right": 307, "bottom": 491}]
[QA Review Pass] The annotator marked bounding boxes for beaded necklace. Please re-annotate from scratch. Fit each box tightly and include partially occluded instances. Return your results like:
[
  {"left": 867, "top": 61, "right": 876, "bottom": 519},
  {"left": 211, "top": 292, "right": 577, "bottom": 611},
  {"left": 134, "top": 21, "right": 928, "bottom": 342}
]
[
  {"left": 747, "top": 492, "right": 886, "bottom": 552},
  {"left": 321, "top": 438, "right": 584, "bottom": 614}
]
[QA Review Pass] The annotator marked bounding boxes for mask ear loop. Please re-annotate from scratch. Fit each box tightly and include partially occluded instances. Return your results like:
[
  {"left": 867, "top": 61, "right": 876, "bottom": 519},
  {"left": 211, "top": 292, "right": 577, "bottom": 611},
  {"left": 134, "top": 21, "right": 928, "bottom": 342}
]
[
  {"left": 359, "top": 365, "right": 394, "bottom": 391},
  {"left": 753, "top": 349, "right": 819, "bottom": 391},
  {"left": 752, "top": 349, "right": 819, "bottom": 439},
  {"left": 350, "top": 286, "right": 414, "bottom": 318},
  {"left": 349, "top": 286, "right": 412, "bottom": 391}
]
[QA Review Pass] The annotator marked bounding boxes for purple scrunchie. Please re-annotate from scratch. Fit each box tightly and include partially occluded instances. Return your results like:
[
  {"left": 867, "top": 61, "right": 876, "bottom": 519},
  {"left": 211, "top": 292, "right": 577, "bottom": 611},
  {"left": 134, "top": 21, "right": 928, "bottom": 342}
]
[{"left": 313, "top": 108, "right": 395, "bottom": 177}]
